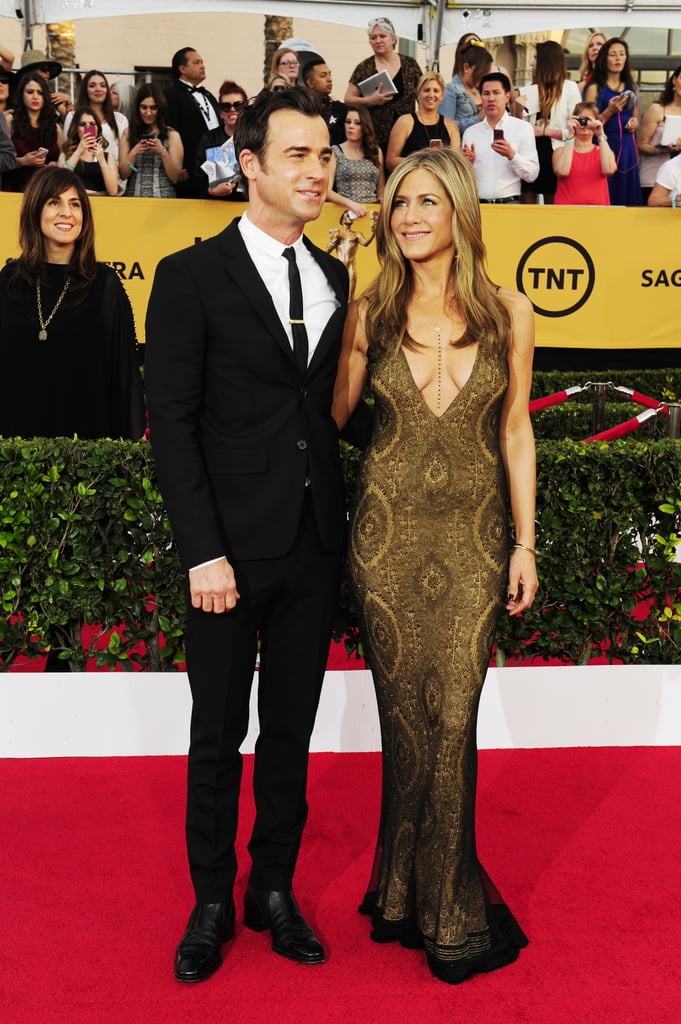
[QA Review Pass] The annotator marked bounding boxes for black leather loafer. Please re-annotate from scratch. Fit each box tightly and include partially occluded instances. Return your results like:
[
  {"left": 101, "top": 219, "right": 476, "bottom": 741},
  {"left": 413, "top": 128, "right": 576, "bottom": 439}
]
[
  {"left": 243, "top": 885, "right": 325, "bottom": 964},
  {"left": 174, "top": 900, "right": 235, "bottom": 983}
]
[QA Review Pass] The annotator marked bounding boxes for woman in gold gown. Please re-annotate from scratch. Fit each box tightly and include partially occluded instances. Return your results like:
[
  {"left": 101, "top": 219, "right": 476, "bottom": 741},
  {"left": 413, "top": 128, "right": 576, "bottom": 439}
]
[{"left": 332, "top": 148, "right": 538, "bottom": 984}]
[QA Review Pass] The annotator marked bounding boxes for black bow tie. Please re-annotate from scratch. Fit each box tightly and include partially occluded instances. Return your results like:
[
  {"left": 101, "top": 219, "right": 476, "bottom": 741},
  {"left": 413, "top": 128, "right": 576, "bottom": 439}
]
[{"left": 186, "top": 84, "right": 206, "bottom": 95}]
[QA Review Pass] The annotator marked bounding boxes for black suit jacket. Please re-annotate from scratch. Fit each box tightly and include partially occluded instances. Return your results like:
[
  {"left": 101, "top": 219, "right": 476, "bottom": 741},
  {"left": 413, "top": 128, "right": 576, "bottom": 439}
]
[
  {"left": 144, "top": 219, "right": 349, "bottom": 570},
  {"left": 164, "top": 81, "right": 220, "bottom": 196}
]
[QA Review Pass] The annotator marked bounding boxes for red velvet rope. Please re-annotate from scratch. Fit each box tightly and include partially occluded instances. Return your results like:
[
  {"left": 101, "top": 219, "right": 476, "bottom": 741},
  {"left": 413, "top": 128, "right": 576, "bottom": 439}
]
[
  {"left": 529, "top": 386, "right": 584, "bottom": 413},
  {"left": 612, "top": 385, "right": 669, "bottom": 414},
  {"left": 584, "top": 408, "right": 660, "bottom": 442}
]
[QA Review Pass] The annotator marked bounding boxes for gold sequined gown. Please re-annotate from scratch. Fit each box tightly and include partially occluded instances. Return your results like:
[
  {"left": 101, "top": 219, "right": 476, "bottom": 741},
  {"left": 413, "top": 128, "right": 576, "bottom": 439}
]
[{"left": 349, "top": 341, "right": 528, "bottom": 984}]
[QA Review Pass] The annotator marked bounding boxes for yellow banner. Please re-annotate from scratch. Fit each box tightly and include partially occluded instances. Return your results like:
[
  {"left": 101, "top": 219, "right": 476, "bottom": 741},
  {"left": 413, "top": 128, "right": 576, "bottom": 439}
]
[{"left": 1, "top": 194, "right": 679, "bottom": 351}]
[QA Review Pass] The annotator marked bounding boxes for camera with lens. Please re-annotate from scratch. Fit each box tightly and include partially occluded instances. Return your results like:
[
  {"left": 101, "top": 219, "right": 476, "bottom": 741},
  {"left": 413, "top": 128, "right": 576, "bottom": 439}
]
[{"left": 577, "top": 116, "right": 590, "bottom": 127}]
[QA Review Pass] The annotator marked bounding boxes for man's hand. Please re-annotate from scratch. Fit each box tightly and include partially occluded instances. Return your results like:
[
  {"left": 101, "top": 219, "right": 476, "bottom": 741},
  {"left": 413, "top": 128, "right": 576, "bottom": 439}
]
[
  {"left": 462, "top": 143, "right": 476, "bottom": 164},
  {"left": 189, "top": 557, "right": 240, "bottom": 613},
  {"left": 492, "top": 137, "right": 515, "bottom": 161}
]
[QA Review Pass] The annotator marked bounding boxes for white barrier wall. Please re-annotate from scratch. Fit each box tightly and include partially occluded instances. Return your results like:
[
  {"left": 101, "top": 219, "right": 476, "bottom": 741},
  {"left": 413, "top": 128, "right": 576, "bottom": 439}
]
[{"left": 2, "top": 665, "right": 681, "bottom": 757}]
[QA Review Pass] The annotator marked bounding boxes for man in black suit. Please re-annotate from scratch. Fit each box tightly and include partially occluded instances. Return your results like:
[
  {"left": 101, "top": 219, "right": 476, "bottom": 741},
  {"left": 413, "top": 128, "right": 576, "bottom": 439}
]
[
  {"left": 164, "top": 47, "right": 220, "bottom": 198},
  {"left": 145, "top": 88, "right": 349, "bottom": 984}
]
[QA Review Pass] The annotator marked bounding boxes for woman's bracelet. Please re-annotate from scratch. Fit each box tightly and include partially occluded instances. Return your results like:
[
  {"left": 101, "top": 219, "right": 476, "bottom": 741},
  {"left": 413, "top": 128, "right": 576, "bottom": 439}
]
[
  {"left": 126, "top": 161, "right": 138, "bottom": 173},
  {"left": 513, "top": 543, "right": 537, "bottom": 556},
  {"left": 65, "top": 159, "right": 75, "bottom": 170},
  {"left": 564, "top": 137, "right": 574, "bottom": 145}
]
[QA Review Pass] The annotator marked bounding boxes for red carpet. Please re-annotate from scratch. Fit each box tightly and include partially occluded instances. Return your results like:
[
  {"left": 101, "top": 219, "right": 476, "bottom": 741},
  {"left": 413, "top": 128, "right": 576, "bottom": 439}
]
[{"left": 1, "top": 748, "right": 679, "bottom": 1023}]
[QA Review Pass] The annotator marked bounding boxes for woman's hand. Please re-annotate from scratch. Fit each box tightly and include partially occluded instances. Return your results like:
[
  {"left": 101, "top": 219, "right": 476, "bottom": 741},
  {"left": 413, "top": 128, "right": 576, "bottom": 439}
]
[
  {"left": 590, "top": 117, "right": 604, "bottom": 140},
  {"left": 145, "top": 136, "right": 163, "bottom": 156},
  {"left": 207, "top": 179, "right": 236, "bottom": 198},
  {"left": 347, "top": 201, "right": 368, "bottom": 218},
  {"left": 505, "top": 548, "right": 538, "bottom": 616},
  {"left": 625, "top": 117, "right": 639, "bottom": 133},
  {"left": 18, "top": 149, "right": 47, "bottom": 168},
  {"left": 367, "top": 84, "right": 393, "bottom": 107}
]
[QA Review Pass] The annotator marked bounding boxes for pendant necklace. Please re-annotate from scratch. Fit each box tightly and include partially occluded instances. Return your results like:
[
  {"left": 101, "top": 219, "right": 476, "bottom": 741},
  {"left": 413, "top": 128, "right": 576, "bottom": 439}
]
[
  {"left": 418, "top": 115, "right": 441, "bottom": 148},
  {"left": 36, "top": 276, "right": 70, "bottom": 342}
]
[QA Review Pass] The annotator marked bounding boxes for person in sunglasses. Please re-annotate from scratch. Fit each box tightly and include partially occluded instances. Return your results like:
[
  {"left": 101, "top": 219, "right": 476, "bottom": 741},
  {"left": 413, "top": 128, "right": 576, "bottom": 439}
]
[
  {"left": 119, "top": 84, "right": 183, "bottom": 198},
  {"left": 194, "top": 81, "right": 248, "bottom": 200}
]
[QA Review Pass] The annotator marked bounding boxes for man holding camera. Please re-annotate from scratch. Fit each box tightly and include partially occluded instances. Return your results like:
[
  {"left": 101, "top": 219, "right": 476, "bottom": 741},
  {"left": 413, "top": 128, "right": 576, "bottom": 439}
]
[{"left": 462, "top": 72, "right": 538, "bottom": 203}]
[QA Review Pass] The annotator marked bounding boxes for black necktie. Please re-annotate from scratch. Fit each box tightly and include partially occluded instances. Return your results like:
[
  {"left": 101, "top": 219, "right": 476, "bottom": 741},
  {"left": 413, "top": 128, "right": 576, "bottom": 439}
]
[{"left": 282, "top": 247, "right": 308, "bottom": 372}]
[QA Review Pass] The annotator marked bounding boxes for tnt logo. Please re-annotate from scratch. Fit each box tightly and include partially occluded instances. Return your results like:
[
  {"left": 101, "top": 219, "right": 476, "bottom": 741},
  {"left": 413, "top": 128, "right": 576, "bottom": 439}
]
[{"left": 516, "top": 236, "right": 595, "bottom": 318}]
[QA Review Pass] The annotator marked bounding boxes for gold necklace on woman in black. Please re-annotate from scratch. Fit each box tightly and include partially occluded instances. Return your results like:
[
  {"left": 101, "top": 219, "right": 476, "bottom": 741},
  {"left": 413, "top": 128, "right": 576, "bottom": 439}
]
[{"left": 36, "top": 276, "right": 70, "bottom": 341}]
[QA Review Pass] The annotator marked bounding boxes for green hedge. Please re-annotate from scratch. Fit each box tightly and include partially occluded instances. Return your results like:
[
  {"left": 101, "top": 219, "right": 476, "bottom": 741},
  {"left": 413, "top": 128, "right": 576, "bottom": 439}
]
[
  {"left": 0, "top": 439, "right": 184, "bottom": 671},
  {"left": 1, "top": 437, "right": 680, "bottom": 670}
]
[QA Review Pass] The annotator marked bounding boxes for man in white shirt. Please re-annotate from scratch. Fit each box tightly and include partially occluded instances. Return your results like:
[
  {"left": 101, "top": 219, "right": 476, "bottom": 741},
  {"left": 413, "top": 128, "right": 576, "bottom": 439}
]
[
  {"left": 648, "top": 152, "right": 681, "bottom": 207},
  {"left": 146, "top": 88, "right": 349, "bottom": 985},
  {"left": 462, "top": 72, "right": 538, "bottom": 203}
]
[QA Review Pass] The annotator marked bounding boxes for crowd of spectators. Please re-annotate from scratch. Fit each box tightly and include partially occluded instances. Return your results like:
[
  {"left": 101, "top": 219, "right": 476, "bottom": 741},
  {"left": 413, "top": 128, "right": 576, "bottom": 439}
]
[{"left": 1, "top": 24, "right": 680, "bottom": 209}]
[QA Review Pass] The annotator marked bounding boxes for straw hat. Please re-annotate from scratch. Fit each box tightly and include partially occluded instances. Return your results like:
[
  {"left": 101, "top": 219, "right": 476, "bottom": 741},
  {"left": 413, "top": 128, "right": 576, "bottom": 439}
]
[{"left": 19, "top": 49, "right": 62, "bottom": 80}]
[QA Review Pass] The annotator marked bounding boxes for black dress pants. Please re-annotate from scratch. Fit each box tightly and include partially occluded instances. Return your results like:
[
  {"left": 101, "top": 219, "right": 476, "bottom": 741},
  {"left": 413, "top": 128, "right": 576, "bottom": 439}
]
[{"left": 183, "top": 499, "right": 342, "bottom": 902}]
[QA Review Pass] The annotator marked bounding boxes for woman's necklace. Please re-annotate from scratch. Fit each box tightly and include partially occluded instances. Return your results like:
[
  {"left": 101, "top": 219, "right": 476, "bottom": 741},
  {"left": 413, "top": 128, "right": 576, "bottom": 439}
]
[
  {"left": 36, "top": 276, "right": 70, "bottom": 341},
  {"left": 434, "top": 324, "right": 444, "bottom": 412},
  {"left": 417, "top": 114, "right": 442, "bottom": 147}
]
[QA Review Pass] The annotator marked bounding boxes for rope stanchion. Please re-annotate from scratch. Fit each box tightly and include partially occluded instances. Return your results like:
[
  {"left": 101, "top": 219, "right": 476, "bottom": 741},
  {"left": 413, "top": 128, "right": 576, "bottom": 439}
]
[
  {"left": 528, "top": 385, "right": 584, "bottom": 413},
  {"left": 583, "top": 407, "right": 663, "bottom": 442},
  {"left": 529, "top": 378, "right": 677, "bottom": 443},
  {"left": 611, "top": 385, "right": 670, "bottom": 414},
  {"left": 667, "top": 403, "right": 681, "bottom": 439}
]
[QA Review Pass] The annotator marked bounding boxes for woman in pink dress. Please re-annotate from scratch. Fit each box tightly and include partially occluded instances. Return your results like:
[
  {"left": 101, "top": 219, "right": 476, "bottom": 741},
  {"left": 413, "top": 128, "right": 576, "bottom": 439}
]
[{"left": 553, "top": 102, "right": 617, "bottom": 205}]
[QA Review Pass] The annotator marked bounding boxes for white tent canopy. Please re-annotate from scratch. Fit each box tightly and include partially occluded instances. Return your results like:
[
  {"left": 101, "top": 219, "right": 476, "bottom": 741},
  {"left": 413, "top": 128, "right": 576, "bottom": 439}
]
[{"left": 5, "top": 1, "right": 681, "bottom": 42}]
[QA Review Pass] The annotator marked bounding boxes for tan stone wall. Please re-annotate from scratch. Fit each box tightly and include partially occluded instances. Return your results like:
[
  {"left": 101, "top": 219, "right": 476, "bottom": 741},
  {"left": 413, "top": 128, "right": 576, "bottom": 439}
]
[
  {"left": 1, "top": 12, "right": 559, "bottom": 102},
  {"left": 1, "top": 12, "right": 404, "bottom": 102}
]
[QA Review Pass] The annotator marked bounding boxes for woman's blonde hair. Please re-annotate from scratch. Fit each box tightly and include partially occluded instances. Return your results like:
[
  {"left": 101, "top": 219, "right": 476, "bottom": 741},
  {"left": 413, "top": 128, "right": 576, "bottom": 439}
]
[
  {"left": 416, "top": 70, "right": 445, "bottom": 97},
  {"left": 364, "top": 148, "right": 511, "bottom": 359},
  {"left": 578, "top": 32, "right": 607, "bottom": 81}
]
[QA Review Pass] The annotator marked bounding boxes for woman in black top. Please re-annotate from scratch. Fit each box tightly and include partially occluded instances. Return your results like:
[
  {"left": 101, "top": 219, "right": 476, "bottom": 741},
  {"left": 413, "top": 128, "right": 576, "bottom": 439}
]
[
  {"left": 2, "top": 73, "right": 62, "bottom": 192},
  {"left": 59, "top": 105, "right": 118, "bottom": 196},
  {"left": 0, "top": 165, "right": 144, "bottom": 439},
  {"left": 386, "top": 71, "right": 460, "bottom": 172}
]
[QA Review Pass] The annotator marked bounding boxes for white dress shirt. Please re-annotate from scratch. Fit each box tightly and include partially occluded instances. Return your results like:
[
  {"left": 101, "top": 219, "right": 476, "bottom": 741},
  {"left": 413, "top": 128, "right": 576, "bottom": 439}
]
[
  {"left": 463, "top": 112, "right": 539, "bottom": 200},
  {"left": 238, "top": 211, "right": 339, "bottom": 362}
]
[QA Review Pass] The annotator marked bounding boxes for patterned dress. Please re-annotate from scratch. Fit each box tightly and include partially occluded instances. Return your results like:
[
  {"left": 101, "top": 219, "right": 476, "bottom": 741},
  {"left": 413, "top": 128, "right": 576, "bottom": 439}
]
[
  {"left": 332, "top": 144, "right": 379, "bottom": 202},
  {"left": 350, "top": 339, "right": 528, "bottom": 983},
  {"left": 349, "top": 55, "right": 423, "bottom": 151},
  {"left": 124, "top": 135, "right": 177, "bottom": 198}
]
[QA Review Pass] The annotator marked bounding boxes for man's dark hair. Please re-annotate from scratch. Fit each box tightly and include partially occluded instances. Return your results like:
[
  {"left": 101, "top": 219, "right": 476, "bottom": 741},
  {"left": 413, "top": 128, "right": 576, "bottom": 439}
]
[
  {"left": 171, "top": 47, "right": 195, "bottom": 78},
  {"left": 302, "top": 59, "right": 327, "bottom": 86},
  {"left": 479, "top": 71, "right": 511, "bottom": 94},
  {"left": 234, "top": 86, "right": 326, "bottom": 165}
]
